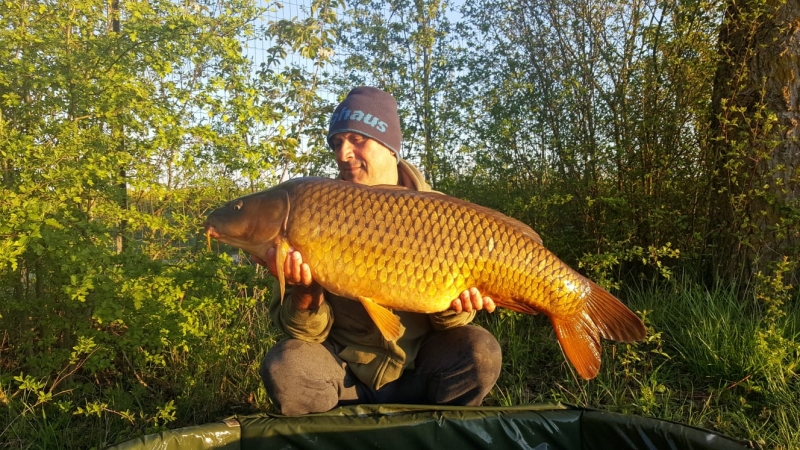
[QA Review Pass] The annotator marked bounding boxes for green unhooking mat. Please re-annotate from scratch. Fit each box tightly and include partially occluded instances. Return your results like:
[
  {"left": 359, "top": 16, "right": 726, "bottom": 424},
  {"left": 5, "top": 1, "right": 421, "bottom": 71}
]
[{"left": 108, "top": 403, "right": 753, "bottom": 450}]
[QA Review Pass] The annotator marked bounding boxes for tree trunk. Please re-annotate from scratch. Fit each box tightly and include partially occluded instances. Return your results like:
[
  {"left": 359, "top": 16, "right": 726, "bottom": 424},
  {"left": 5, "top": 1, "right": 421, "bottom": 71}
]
[
  {"left": 109, "top": 0, "right": 127, "bottom": 254},
  {"left": 707, "top": 0, "right": 800, "bottom": 284}
]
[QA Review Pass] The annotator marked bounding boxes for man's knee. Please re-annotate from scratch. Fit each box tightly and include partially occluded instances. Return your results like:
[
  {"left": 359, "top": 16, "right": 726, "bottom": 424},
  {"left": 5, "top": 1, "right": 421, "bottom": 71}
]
[
  {"left": 260, "top": 339, "right": 312, "bottom": 383},
  {"left": 260, "top": 339, "right": 341, "bottom": 415},
  {"left": 418, "top": 326, "right": 503, "bottom": 405},
  {"left": 461, "top": 326, "right": 502, "bottom": 384}
]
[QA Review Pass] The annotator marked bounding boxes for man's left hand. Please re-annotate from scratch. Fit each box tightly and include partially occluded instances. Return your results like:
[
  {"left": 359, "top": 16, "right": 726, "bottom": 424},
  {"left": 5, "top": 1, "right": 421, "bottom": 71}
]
[{"left": 450, "top": 287, "right": 496, "bottom": 313}]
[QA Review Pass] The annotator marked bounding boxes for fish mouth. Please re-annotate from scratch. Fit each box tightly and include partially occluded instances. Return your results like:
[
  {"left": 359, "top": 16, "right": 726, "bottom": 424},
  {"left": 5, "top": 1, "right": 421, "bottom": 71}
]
[
  {"left": 206, "top": 228, "right": 213, "bottom": 250},
  {"left": 203, "top": 226, "right": 254, "bottom": 254},
  {"left": 204, "top": 226, "right": 220, "bottom": 251}
]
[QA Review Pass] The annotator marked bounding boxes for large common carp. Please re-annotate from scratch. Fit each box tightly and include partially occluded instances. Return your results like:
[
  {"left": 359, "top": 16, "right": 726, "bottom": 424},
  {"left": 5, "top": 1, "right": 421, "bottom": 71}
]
[{"left": 204, "top": 177, "right": 646, "bottom": 379}]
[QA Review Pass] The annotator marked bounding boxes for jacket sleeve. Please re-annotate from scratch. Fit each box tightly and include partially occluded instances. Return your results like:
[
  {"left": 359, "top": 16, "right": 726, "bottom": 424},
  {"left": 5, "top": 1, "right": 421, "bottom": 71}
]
[
  {"left": 427, "top": 309, "right": 476, "bottom": 330},
  {"left": 268, "top": 281, "right": 333, "bottom": 343}
]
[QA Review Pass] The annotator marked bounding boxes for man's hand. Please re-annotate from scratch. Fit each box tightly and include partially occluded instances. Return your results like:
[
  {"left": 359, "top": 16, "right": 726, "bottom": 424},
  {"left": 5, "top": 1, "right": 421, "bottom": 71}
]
[
  {"left": 260, "top": 247, "right": 315, "bottom": 287},
  {"left": 256, "top": 247, "right": 323, "bottom": 310},
  {"left": 450, "top": 287, "right": 496, "bottom": 314}
]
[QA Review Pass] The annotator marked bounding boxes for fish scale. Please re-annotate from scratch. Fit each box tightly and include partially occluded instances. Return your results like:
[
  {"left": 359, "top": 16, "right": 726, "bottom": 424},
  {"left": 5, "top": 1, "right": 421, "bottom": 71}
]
[
  {"left": 204, "top": 177, "right": 646, "bottom": 380},
  {"left": 298, "top": 176, "right": 576, "bottom": 313}
]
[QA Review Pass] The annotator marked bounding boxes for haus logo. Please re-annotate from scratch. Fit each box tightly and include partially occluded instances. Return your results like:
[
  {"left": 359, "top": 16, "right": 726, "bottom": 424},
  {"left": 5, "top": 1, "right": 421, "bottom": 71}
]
[{"left": 330, "top": 108, "right": 389, "bottom": 133}]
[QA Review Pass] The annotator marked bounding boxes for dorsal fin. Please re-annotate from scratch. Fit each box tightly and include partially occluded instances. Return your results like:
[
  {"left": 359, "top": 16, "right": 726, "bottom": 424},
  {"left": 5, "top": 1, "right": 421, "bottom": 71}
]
[{"left": 373, "top": 184, "right": 410, "bottom": 191}]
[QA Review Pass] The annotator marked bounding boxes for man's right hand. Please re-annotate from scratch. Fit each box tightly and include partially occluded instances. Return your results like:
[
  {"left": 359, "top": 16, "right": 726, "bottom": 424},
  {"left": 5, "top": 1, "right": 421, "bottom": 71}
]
[
  {"left": 262, "top": 247, "right": 314, "bottom": 287},
  {"left": 259, "top": 247, "right": 324, "bottom": 311}
]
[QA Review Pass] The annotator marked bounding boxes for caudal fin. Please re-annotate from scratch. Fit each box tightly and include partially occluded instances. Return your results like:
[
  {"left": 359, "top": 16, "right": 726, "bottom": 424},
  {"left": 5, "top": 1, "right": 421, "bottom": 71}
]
[
  {"left": 551, "top": 282, "right": 646, "bottom": 380},
  {"left": 584, "top": 281, "right": 646, "bottom": 342}
]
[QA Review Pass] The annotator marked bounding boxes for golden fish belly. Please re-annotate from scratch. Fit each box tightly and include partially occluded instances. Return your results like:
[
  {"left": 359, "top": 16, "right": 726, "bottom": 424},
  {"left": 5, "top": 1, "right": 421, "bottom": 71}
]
[{"left": 284, "top": 179, "right": 588, "bottom": 318}]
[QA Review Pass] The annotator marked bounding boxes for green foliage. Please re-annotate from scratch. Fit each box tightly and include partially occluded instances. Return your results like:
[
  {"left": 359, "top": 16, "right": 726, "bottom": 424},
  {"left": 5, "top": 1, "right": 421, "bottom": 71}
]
[
  {"left": 751, "top": 258, "right": 800, "bottom": 404},
  {"left": 450, "top": 0, "right": 725, "bottom": 282},
  {"left": 256, "top": 0, "right": 342, "bottom": 178},
  {"left": 0, "top": 0, "right": 334, "bottom": 446},
  {"left": 579, "top": 243, "right": 681, "bottom": 291},
  {"left": 652, "top": 276, "right": 800, "bottom": 448}
]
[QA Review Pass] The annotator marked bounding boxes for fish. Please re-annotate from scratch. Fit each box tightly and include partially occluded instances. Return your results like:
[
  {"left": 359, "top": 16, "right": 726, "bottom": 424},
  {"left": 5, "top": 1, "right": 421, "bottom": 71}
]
[{"left": 203, "top": 177, "right": 646, "bottom": 379}]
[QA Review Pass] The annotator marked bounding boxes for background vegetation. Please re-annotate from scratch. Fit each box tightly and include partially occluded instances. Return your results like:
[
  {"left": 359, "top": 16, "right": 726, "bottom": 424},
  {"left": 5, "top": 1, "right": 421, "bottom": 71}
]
[{"left": 1, "top": 0, "right": 798, "bottom": 448}]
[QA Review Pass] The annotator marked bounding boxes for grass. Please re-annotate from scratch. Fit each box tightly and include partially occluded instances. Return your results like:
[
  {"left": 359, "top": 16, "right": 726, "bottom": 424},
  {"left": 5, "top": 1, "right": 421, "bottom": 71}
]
[{"left": 2, "top": 276, "right": 798, "bottom": 449}]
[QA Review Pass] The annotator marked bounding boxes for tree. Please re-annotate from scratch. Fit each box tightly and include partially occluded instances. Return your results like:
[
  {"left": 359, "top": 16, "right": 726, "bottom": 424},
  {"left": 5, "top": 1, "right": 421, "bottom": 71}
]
[
  {"left": 457, "top": 0, "right": 718, "bottom": 281},
  {"left": 256, "top": 0, "right": 342, "bottom": 180},
  {"left": 706, "top": 0, "right": 800, "bottom": 284},
  {"left": 333, "top": 0, "right": 467, "bottom": 186},
  {"left": 0, "top": 0, "right": 337, "bottom": 444}
]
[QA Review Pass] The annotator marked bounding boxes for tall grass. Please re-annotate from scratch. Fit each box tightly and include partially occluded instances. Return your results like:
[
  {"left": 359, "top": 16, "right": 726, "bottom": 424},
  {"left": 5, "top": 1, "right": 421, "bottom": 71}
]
[{"left": 2, "top": 275, "right": 798, "bottom": 448}]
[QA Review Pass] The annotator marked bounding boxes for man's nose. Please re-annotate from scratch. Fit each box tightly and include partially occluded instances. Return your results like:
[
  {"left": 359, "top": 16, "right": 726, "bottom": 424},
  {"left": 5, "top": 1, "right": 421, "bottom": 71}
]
[{"left": 336, "top": 140, "right": 354, "bottom": 160}]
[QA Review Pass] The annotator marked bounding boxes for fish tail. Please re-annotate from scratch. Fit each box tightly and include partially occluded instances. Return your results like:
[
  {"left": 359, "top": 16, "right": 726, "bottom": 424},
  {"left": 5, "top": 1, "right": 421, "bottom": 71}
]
[
  {"left": 583, "top": 280, "right": 647, "bottom": 343},
  {"left": 551, "top": 313, "right": 602, "bottom": 380},
  {"left": 551, "top": 281, "right": 646, "bottom": 380}
]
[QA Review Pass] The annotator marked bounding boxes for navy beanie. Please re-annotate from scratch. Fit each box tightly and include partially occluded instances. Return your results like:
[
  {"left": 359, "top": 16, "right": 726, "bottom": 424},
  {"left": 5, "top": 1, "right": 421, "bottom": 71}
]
[{"left": 327, "top": 86, "right": 403, "bottom": 159}]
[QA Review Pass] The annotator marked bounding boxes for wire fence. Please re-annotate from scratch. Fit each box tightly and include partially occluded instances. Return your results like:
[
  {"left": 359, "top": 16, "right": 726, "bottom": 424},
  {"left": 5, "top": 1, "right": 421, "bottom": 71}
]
[
  {"left": 242, "top": 0, "right": 346, "bottom": 95},
  {"left": 235, "top": 0, "right": 358, "bottom": 180},
  {"left": 244, "top": 1, "right": 312, "bottom": 70}
]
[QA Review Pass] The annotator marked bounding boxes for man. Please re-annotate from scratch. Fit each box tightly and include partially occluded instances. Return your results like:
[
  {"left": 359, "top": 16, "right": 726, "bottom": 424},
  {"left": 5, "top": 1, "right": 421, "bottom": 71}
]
[{"left": 259, "top": 86, "right": 502, "bottom": 416}]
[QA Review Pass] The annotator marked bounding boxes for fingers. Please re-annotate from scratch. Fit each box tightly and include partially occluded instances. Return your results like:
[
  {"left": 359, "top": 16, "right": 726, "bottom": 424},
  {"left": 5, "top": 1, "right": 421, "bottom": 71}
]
[
  {"left": 284, "top": 250, "right": 300, "bottom": 282},
  {"left": 452, "top": 288, "right": 496, "bottom": 313},
  {"left": 298, "top": 261, "right": 314, "bottom": 286},
  {"left": 283, "top": 250, "right": 313, "bottom": 286},
  {"left": 483, "top": 296, "right": 496, "bottom": 313},
  {"left": 288, "top": 252, "right": 313, "bottom": 287},
  {"left": 264, "top": 247, "right": 278, "bottom": 274},
  {"left": 261, "top": 246, "right": 313, "bottom": 287}
]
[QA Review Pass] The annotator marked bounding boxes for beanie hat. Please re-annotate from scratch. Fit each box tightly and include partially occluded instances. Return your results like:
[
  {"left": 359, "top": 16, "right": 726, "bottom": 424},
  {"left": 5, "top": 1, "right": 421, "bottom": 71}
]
[{"left": 327, "top": 86, "right": 403, "bottom": 159}]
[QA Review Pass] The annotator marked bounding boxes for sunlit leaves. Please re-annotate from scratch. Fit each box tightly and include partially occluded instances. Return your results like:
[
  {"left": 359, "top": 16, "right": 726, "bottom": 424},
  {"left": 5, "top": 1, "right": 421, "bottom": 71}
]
[{"left": 0, "top": 0, "right": 319, "bottom": 444}]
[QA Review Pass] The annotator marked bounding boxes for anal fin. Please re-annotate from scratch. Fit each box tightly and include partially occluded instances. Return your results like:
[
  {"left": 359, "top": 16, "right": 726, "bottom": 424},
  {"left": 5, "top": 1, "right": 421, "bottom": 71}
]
[{"left": 358, "top": 296, "right": 403, "bottom": 341}]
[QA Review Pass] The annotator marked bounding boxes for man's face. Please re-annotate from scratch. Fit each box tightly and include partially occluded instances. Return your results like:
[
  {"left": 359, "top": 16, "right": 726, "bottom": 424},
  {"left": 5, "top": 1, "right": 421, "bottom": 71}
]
[{"left": 331, "top": 132, "right": 399, "bottom": 186}]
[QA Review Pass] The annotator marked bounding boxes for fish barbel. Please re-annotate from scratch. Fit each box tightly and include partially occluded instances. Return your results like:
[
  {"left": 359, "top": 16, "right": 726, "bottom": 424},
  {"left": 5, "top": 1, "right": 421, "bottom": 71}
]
[{"left": 203, "top": 177, "right": 646, "bottom": 379}]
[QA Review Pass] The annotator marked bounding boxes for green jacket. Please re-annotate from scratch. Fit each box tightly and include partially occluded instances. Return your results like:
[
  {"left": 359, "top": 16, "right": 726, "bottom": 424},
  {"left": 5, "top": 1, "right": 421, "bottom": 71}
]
[{"left": 269, "top": 159, "right": 476, "bottom": 390}]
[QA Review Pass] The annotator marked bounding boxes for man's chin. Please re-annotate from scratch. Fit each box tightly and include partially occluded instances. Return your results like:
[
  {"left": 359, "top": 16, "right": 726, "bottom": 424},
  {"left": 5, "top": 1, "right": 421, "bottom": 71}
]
[{"left": 340, "top": 170, "right": 366, "bottom": 183}]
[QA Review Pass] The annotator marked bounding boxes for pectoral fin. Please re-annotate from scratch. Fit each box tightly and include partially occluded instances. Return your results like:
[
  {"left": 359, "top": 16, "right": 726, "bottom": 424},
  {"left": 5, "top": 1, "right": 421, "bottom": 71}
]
[
  {"left": 274, "top": 239, "right": 291, "bottom": 303},
  {"left": 358, "top": 296, "right": 402, "bottom": 341}
]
